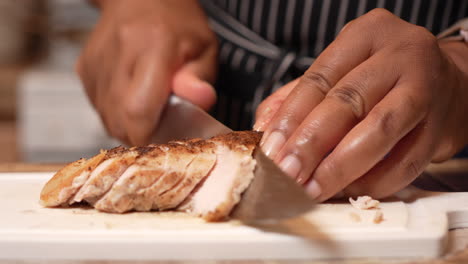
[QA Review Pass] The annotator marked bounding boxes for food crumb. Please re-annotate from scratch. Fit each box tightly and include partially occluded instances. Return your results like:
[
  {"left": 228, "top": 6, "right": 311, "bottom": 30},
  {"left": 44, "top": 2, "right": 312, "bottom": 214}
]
[
  {"left": 349, "top": 196, "right": 380, "bottom": 210},
  {"left": 349, "top": 212, "right": 361, "bottom": 222},
  {"left": 373, "top": 210, "right": 384, "bottom": 224}
]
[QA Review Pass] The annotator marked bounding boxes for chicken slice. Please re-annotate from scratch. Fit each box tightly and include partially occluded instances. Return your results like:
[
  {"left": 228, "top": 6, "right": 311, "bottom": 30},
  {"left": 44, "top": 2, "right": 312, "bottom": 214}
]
[
  {"left": 95, "top": 142, "right": 198, "bottom": 213},
  {"left": 40, "top": 151, "right": 107, "bottom": 207},
  {"left": 128, "top": 139, "right": 215, "bottom": 211},
  {"left": 151, "top": 140, "right": 217, "bottom": 211},
  {"left": 179, "top": 131, "right": 262, "bottom": 221},
  {"left": 40, "top": 130, "right": 263, "bottom": 222},
  {"left": 94, "top": 146, "right": 167, "bottom": 213},
  {"left": 72, "top": 146, "right": 144, "bottom": 205}
]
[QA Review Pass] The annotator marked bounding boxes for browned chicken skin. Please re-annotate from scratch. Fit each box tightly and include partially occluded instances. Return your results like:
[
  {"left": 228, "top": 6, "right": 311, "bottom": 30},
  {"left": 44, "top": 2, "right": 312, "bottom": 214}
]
[{"left": 39, "top": 131, "right": 262, "bottom": 221}]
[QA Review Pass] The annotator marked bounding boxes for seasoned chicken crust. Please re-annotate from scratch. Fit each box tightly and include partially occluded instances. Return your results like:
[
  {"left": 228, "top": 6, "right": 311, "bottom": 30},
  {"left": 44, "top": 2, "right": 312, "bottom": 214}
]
[{"left": 39, "top": 131, "right": 263, "bottom": 221}]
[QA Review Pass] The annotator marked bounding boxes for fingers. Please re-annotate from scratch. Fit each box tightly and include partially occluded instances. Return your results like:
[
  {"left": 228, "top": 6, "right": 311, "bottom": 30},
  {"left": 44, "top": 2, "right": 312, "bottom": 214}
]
[
  {"left": 260, "top": 18, "right": 379, "bottom": 159},
  {"left": 307, "top": 82, "right": 428, "bottom": 200},
  {"left": 122, "top": 45, "right": 179, "bottom": 146},
  {"left": 97, "top": 42, "right": 137, "bottom": 145},
  {"left": 173, "top": 70, "right": 216, "bottom": 111},
  {"left": 260, "top": 9, "right": 414, "bottom": 160},
  {"left": 342, "top": 121, "right": 434, "bottom": 199},
  {"left": 172, "top": 46, "right": 218, "bottom": 111},
  {"left": 253, "top": 78, "right": 299, "bottom": 131},
  {"left": 273, "top": 52, "right": 400, "bottom": 188}
]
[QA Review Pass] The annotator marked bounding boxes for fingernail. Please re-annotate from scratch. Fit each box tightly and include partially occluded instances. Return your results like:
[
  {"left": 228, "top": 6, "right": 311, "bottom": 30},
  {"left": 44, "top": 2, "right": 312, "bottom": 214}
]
[
  {"left": 193, "top": 79, "right": 213, "bottom": 90},
  {"left": 279, "top": 154, "right": 301, "bottom": 179},
  {"left": 253, "top": 107, "right": 273, "bottom": 131},
  {"left": 261, "top": 131, "right": 286, "bottom": 159},
  {"left": 253, "top": 121, "right": 265, "bottom": 132},
  {"left": 305, "top": 179, "right": 322, "bottom": 200},
  {"left": 253, "top": 120, "right": 267, "bottom": 132}
]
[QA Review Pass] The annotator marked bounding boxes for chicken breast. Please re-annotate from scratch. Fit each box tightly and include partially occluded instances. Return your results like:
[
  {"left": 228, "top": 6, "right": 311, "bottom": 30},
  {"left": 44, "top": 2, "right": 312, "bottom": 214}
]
[
  {"left": 94, "top": 145, "right": 168, "bottom": 213},
  {"left": 149, "top": 140, "right": 217, "bottom": 211},
  {"left": 72, "top": 146, "right": 143, "bottom": 205},
  {"left": 94, "top": 139, "right": 214, "bottom": 213},
  {"left": 40, "top": 150, "right": 107, "bottom": 207},
  {"left": 40, "top": 131, "right": 263, "bottom": 221},
  {"left": 179, "top": 131, "right": 262, "bottom": 221}
]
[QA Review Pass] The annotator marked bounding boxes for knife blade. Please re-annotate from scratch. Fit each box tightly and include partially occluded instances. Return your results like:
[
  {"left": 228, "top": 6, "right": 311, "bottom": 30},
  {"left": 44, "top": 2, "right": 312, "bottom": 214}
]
[
  {"left": 151, "top": 95, "right": 232, "bottom": 144},
  {"left": 231, "top": 148, "right": 316, "bottom": 222},
  {"left": 152, "top": 95, "right": 315, "bottom": 221}
]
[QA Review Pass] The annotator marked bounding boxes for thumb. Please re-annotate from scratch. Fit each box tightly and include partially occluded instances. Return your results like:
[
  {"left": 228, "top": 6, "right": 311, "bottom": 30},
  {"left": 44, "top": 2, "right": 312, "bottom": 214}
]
[
  {"left": 172, "top": 45, "right": 218, "bottom": 111},
  {"left": 173, "top": 68, "right": 217, "bottom": 111}
]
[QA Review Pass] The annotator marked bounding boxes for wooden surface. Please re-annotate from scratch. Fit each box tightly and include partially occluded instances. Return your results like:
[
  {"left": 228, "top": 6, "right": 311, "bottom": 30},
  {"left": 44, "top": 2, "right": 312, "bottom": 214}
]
[{"left": 0, "top": 161, "right": 466, "bottom": 264}]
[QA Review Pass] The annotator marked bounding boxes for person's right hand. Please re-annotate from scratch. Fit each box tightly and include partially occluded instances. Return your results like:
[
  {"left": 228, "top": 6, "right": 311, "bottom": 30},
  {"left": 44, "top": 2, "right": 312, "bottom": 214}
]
[{"left": 77, "top": 0, "right": 218, "bottom": 146}]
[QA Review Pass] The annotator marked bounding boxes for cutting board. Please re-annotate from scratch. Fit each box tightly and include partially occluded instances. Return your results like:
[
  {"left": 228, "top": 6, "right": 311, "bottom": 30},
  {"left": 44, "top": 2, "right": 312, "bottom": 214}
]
[{"left": 1, "top": 172, "right": 467, "bottom": 260}]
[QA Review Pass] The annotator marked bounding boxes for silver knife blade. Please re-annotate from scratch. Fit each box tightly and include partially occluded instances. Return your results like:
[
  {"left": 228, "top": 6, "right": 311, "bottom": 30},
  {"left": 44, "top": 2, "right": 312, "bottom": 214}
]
[
  {"left": 231, "top": 148, "right": 316, "bottom": 222},
  {"left": 152, "top": 95, "right": 315, "bottom": 221},
  {"left": 151, "top": 95, "right": 232, "bottom": 144}
]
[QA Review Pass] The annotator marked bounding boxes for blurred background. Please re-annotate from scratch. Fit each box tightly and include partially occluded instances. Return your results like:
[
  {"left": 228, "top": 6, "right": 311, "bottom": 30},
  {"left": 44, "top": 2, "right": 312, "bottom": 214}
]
[{"left": 0, "top": 0, "right": 117, "bottom": 163}]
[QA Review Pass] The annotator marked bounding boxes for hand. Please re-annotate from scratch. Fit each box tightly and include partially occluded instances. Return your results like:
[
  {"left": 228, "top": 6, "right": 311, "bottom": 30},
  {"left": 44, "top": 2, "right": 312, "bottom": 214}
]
[
  {"left": 255, "top": 9, "right": 468, "bottom": 201},
  {"left": 77, "top": 0, "right": 218, "bottom": 146}
]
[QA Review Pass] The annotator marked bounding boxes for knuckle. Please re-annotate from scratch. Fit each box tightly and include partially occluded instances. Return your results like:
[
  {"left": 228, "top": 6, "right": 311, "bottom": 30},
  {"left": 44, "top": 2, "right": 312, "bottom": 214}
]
[
  {"left": 362, "top": 8, "right": 395, "bottom": 25},
  {"left": 405, "top": 93, "right": 428, "bottom": 114},
  {"left": 373, "top": 108, "right": 397, "bottom": 136},
  {"left": 301, "top": 70, "right": 333, "bottom": 96},
  {"left": 295, "top": 124, "right": 320, "bottom": 148},
  {"left": 327, "top": 84, "right": 366, "bottom": 120},
  {"left": 340, "top": 19, "right": 355, "bottom": 33},
  {"left": 404, "top": 159, "right": 423, "bottom": 179},
  {"left": 318, "top": 159, "right": 346, "bottom": 192},
  {"left": 411, "top": 26, "right": 437, "bottom": 46},
  {"left": 397, "top": 27, "right": 437, "bottom": 52},
  {"left": 124, "top": 99, "right": 150, "bottom": 121},
  {"left": 367, "top": 8, "right": 394, "bottom": 19}
]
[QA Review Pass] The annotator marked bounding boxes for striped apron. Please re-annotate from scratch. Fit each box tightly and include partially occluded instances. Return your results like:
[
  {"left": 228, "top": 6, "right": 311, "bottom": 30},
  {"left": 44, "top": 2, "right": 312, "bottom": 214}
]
[{"left": 200, "top": 0, "right": 468, "bottom": 130}]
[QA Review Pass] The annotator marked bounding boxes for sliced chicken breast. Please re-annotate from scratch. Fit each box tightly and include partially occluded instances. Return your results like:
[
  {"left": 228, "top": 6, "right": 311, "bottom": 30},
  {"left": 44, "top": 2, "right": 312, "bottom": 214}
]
[
  {"left": 94, "top": 141, "right": 204, "bottom": 213},
  {"left": 149, "top": 140, "right": 217, "bottom": 211},
  {"left": 178, "top": 131, "right": 261, "bottom": 221},
  {"left": 72, "top": 146, "right": 142, "bottom": 205},
  {"left": 40, "top": 131, "right": 263, "bottom": 222},
  {"left": 40, "top": 151, "right": 107, "bottom": 207},
  {"left": 94, "top": 146, "right": 167, "bottom": 213}
]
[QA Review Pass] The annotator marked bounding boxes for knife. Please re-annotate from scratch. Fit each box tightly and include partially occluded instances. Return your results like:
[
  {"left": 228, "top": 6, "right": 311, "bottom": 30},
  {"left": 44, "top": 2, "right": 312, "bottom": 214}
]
[
  {"left": 152, "top": 95, "right": 315, "bottom": 221},
  {"left": 151, "top": 95, "right": 232, "bottom": 144}
]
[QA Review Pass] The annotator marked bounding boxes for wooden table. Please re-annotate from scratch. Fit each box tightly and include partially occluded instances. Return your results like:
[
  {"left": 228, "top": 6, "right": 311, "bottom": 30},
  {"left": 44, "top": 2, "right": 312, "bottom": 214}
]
[{"left": 0, "top": 160, "right": 466, "bottom": 264}]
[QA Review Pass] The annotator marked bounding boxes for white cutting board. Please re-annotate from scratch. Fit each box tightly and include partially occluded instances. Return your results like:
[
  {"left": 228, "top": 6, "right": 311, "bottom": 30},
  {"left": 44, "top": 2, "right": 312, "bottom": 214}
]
[{"left": 1, "top": 173, "right": 467, "bottom": 260}]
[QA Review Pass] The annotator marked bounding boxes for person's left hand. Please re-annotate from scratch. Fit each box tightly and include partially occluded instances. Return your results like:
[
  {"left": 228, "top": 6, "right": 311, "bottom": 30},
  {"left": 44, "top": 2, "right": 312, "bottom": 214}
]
[{"left": 254, "top": 8, "right": 468, "bottom": 201}]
